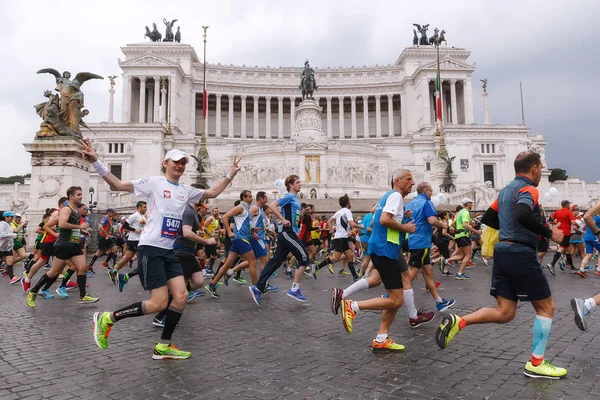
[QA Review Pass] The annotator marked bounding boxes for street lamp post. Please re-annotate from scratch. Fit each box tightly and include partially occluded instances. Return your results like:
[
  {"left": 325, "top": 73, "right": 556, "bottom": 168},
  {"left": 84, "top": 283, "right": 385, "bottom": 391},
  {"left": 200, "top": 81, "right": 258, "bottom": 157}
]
[{"left": 88, "top": 187, "right": 97, "bottom": 212}]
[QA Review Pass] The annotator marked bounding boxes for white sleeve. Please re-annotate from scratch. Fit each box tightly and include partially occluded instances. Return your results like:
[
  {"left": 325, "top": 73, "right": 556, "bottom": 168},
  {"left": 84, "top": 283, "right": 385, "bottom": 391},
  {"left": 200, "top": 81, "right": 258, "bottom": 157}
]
[
  {"left": 382, "top": 192, "right": 402, "bottom": 215},
  {"left": 186, "top": 186, "right": 205, "bottom": 203},
  {"left": 132, "top": 176, "right": 158, "bottom": 197},
  {"left": 346, "top": 209, "right": 354, "bottom": 221},
  {"left": 126, "top": 213, "right": 138, "bottom": 226}
]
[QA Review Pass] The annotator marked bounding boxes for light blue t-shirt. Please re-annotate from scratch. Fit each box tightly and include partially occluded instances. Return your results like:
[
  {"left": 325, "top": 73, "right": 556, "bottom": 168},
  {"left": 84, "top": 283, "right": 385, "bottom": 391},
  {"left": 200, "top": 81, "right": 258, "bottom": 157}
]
[
  {"left": 277, "top": 193, "right": 301, "bottom": 234},
  {"left": 406, "top": 193, "right": 437, "bottom": 250},
  {"left": 360, "top": 213, "right": 373, "bottom": 243}
]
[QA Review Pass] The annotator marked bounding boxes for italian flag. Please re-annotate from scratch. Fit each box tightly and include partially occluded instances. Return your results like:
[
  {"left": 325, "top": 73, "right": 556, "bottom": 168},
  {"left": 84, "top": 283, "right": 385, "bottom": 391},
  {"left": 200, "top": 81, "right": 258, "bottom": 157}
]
[
  {"left": 435, "top": 72, "right": 442, "bottom": 122},
  {"left": 203, "top": 89, "right": 208, "bottom": 119}
]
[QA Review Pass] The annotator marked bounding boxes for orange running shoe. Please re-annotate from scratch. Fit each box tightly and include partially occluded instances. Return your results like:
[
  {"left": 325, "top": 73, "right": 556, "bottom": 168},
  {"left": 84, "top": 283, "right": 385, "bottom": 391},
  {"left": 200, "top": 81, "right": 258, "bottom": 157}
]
[
  {"left": 372, "top": 337, "right": 405, "bottom": 353},
  {"left": 341, "top": 299, "right": 356, "bottom": 334}
]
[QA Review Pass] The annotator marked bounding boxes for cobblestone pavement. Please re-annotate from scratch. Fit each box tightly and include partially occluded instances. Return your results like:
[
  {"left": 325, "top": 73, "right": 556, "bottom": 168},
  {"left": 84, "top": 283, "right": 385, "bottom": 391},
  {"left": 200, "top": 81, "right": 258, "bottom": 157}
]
[{"left": 2, "top": 255, "right": 600, "bottom": 400}]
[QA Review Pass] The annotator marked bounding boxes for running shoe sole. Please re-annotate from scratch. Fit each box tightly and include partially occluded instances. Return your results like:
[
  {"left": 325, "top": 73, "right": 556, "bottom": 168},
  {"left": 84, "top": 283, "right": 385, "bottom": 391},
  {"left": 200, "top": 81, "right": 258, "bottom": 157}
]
[
  {"left": 577, "top": 271, "right": 588, "bottom": 278},
  {"left": 152, "top": 352, "right": 190, "bottom": 360},
  {"left": 372, "top": 345, "right": 405, "bottom": 354},
  {"left": 523, "top": 367, "right": 566, "bottom": 380},
  {"left": 286, "top": 292, "right": 307, "bottom": 302},
  {"left": 570, "top": 298, "right": 588, "bottom": 331},
  {"left": 331, "top": 288, "right": 342, "bottom": 315},
  {"left": 435, "top": 314, "right": 455, "bottom": 349}
]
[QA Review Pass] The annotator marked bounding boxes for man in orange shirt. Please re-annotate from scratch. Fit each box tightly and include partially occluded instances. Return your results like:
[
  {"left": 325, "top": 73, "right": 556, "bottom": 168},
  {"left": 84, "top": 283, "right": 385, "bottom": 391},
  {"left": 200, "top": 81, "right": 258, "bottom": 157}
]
[{"left": 545, "top": 200, "right": 575, "bottom": 276}]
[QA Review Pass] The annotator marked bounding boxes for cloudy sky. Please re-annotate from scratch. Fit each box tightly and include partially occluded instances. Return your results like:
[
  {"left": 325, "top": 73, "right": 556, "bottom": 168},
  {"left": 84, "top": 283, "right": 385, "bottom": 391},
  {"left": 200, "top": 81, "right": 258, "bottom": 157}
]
[{"left": 1, "top": 0, "right": 598, "bottom": 181}]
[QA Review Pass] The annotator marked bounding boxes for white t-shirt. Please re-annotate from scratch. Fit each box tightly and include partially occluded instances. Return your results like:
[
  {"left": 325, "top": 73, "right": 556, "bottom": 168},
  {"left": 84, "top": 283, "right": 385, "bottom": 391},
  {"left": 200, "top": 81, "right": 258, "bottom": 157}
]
[
  {"left": 125, "top": 211, "right": 147, "bottom": 242},
  {"left": 132, "top": 176, "right": 205, "bottom": 249},
  {"left": 382, "top": 191, "right": 404, "bottom": 223},
  {"left": 333, "top": 207, "right": 353, "bottom": 239}
]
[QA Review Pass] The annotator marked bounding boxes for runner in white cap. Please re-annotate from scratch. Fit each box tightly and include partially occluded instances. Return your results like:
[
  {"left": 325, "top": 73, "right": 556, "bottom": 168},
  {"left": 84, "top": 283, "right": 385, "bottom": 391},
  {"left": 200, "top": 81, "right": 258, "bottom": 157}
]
[{"left": 81, "top": 139, "right": 241, "bottom": 359}]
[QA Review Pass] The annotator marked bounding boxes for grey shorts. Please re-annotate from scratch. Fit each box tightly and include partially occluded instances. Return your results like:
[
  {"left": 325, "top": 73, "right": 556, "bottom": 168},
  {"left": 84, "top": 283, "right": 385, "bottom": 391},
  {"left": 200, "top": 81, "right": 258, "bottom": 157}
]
[{"left": 137, "top": 245, "right": 183, "bottom": 291}]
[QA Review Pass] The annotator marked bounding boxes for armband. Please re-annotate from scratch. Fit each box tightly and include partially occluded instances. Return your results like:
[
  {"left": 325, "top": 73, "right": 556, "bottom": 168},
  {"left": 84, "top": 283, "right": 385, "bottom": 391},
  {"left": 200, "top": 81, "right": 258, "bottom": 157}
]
[
  {"left": 92, "top": 160, "right": 109, "bottom": 177},
  {"left": 226, "top": 173, "right": 233, "bottom": 180}
]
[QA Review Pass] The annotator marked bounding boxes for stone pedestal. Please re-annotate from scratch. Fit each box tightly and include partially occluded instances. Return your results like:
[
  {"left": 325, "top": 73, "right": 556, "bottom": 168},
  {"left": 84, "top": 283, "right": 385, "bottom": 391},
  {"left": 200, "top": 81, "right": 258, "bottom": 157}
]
[
  {"left": 291, "top": 100, "right": 326, "bottom": 143},
  {"left": 22, "top": 138, "right": 91, "bottom": 247}
]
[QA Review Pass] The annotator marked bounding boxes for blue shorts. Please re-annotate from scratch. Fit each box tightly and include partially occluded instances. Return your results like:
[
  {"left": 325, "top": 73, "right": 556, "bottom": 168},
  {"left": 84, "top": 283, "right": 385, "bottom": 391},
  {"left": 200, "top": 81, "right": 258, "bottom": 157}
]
[
  {"left": 490, "top": 246, "right": 551, "bottom": 302},
  {"left": 230, "top": 238, "right": 252, "bottom": 255},
  {"left": 250, "top": 238, "right": 268, "bottom": 258},
  {"left": 585, "top": 240, "right": 600, "bottom": 255}
]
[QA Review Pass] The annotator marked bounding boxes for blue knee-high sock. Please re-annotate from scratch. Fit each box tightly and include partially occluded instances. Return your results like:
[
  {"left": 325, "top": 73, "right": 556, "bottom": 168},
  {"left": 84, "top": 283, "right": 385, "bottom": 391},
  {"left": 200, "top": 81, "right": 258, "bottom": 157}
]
[{"left": 532, "top": 315, "right": 552, "bottom": 364}]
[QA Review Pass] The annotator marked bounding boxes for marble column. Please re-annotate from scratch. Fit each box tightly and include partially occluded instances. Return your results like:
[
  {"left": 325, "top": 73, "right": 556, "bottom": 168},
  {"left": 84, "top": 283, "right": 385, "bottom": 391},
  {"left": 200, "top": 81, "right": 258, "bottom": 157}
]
[
  {"left": 160, "top": 78, "right": 167, "bottom": 123},
  {"left": 108, "top": 86, "right": 115, "bottom": 123},
  {"left": 362, "top": 95, "right": 369, "bottom": 138},
  {"left": 338, "top": 96, "right": 344, "bottom": 139},
  {"left": 215, "top": 93, "right": 222, "bottom": 137},
  {"left": 147, "top": 87, "right": 154, "bottom": 123},
  {"left": 138, "top": 77, "right": 146, "bottom": 123},
  {"left": 253, "top": 96, "right": 259, "bottom": 138},
  {"left": 265, "top": 97, "right": 272, "bottom": 139},
  {"left": 122, "top": 75, "right": 132, "bottom": 123},
  {"left": 422, "top": 78, "right": 431, "bottom": 127},
  {"left": 326, "top": 97, "right": 332, "bottom": 138},
  {"left": 350, "top": 96, "right": 357, "bottom": 139},
  {"left": 189, "top": 90, "right": 195, "bottom": 135},
  {"left": 387, "top": 94, "right": 394, "bottom": 137},
  {"left": 240, "top": 95, "right": 247, "bottom": 138},
  {"left": 169, "top": 75, "right": 177, "bottom": 127},
  {"left": 483, "top": 92, "right": 490, "bottom": 124},
  {"left": 375, "top": 95, "right": 381, "bottom": 138},
  {"left": 277, "top": 96, "right": 284, "bottom": 139},
  {"left": 465, "top": 78, "right": 474, "bottom": 124},
  {"left": 228, "top": 94, "right": 234, "bottom": 138},
  {"left": 400, "top": 92, "right": 407, "bottom": 135},
  {"left": 450, "top": 79, "right": 458, "bottom": 124},
  {"left": 290, "top": 97, "right": 296, "bottom": 134},
  {"left": 153, "top": 77, "right": 160, "bottom": 122}
]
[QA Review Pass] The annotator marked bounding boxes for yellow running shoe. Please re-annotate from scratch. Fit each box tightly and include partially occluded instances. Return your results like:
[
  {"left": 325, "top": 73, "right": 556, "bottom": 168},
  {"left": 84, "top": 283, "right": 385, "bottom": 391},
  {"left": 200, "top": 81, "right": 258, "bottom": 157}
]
[
  {"left": 152, "top": 343, "right": 191, "bottom": 360},
  {"left": 341, "top": 299, "right": 356, "bottom": 334},
  {"left": 79, "top": 294, "right": 99, "bottom": 304},
  {"left": 26, "top": 291, "right": 37, "bottom": 308},
  {"left": 524, "top": 360, "right": 567, "bottom": 379},
  {"left": 436, "top": 314, "right": 461, "bottom": 349},
  {"left": 93, "top": 312, "right": 113, "bottom": 350},
  {"left": 371, "top": 338, "right": 405, "bottom": 353},
  {"left": 327, "top": 263, "right": 335, "bottom": 275}
]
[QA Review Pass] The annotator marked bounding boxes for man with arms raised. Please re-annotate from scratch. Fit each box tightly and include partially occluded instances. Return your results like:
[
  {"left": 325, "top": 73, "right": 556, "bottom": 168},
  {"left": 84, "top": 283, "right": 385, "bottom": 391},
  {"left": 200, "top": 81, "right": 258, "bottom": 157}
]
[
  {"left": 83, "top": 139, "right": 240, "bottom": 359},
  {"left": 436, "top": 152, "right": 567, "bottom": 379}
]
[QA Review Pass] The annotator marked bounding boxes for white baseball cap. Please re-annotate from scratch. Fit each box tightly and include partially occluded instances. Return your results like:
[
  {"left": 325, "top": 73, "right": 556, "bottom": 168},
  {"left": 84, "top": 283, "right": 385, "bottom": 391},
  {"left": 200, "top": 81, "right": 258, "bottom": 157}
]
[
  {"left": 462, "top": 197, "right": 474, "bottom": 204},
  {"left": 164, "top": 149, "right": 189, "bottom": 162}
]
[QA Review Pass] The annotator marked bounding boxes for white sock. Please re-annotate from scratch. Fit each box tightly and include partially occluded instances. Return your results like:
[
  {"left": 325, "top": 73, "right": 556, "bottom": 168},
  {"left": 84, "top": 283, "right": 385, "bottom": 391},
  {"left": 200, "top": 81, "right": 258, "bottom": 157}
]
[
  {"left": 25, "top": 278, "right": 31, "bottom": 283},
  {"left": 226, "top": 269, "right": 234, "bottom": 276},
  {"left": 435, "top": 296, "right": 443, "bottom": 304},
  {"left": 375, "top": 333, "right": 388, "bottom": 343},
  {"left": 342, "top": 278, "right": 369, "bottom": 299},
  {"left": 584, "top": 298, "right": 597, "bottom": 312},
  {"left": 351, "top": 301, "right": 360, "bottom": 312},
  {"left": 404, "top": 289, "right": 418, "bottom": 319},
  {"left": 291, "top": 282, "right": 299, "bottom": 292}
]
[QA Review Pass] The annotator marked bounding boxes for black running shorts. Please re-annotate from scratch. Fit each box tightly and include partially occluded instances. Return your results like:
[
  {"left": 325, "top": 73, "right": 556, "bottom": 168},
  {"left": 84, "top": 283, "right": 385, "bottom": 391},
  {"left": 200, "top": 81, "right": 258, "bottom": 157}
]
[
  {"left": 137, "top": 245, "right": 183, "bottom": 291},
  {"left": 408, "top": 248, "right": 431, "bottom": 268},
  {"left": 559, "top": 235, "right": 571, "bottom": 248},
  {"left": 53, "top": 243, "right": 83, "bottom": 260},
  {"left": 204, "top": 244, "right": 218, "bottom": 258},
  {"left": 333, "top": 238, "right": 350, "bottom": 253},
  {"left": 40, "top": 242, "right": 54, "bottom": 260},
  {"left": 456, "top": 236, "right": 472, "bottom": 248},
  {"left": 126, "top": 240, "right": 139, "bottom": 253},
  {"left": 490, "top": 249, "right": 551, "bottom": 302},
  {"left": 98, "top": 237, "right": 116, "bottom": 251},
  {"left": 371, "top": 253, "right": 407, "bottom": 290},
  {"left": 175, "top": 252, "right": 201, "bottom": 279}
]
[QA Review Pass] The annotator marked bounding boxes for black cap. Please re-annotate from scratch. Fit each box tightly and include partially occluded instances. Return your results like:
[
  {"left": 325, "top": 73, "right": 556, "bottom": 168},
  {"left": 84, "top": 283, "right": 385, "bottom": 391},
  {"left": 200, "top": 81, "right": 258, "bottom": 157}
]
[{"left": 560, "top": 200, "right": 570, "bottom": 207}]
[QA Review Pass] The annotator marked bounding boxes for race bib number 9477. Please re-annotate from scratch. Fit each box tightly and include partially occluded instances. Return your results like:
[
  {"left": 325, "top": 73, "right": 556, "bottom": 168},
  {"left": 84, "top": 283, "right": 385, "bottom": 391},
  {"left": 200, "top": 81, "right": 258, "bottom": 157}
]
[{"left": 161, "top": 213, "right": 182, "bottom": 239}]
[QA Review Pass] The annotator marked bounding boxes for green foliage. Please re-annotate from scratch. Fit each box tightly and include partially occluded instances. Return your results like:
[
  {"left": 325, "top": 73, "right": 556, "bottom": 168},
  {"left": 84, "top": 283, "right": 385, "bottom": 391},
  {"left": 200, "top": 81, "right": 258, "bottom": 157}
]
[
  {"left": 0, "top": 174, "right": 31, "bottom": 184},
  {"left": 548, "top": 168, "right": 568, "bottom": 182}
]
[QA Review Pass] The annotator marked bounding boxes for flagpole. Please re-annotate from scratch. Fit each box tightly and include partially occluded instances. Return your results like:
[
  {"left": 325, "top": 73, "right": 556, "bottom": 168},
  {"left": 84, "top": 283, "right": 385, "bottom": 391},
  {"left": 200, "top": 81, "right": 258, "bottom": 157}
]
[
  {"left": 199, "top": 25, "right": 209, "bottom": 158},
  {"left": 434, "top": 28, "right": 448, "bottom": 158},
  {"left": 520, "top": 81, "right": 525, "bottom": 125}
]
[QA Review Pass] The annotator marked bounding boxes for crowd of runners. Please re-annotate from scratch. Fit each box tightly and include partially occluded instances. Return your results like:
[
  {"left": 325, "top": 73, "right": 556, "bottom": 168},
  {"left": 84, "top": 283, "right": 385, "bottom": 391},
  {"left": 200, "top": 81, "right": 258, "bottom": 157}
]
[{"left": 1, "top": 142, "right": 600, "bottom": 378}]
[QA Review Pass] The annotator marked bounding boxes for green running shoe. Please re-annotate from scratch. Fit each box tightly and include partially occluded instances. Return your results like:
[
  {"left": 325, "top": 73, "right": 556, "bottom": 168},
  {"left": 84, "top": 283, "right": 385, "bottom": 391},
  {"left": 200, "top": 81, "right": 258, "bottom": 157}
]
[
  {"left": 233, "top": 276, "right": 247, "bottom": 284},
  {"left": 436, "top": 314, "right": 461, "bottom": 349},
  {"left": 93, "top": 312, "right": 113, "bottom": 350},
  {"left": 26, "top": 291, "right": 37, "bottom": 308},
  {"left": 152, "top": 343, "right": 191, "bottom": 360},
  {"left": 523, "top": 360, "right": 567, "bottom": 379}
]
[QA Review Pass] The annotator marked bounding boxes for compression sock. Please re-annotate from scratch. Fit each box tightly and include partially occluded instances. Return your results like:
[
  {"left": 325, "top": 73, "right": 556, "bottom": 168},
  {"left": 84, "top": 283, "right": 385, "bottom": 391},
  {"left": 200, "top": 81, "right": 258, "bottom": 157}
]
[
  {"left": 88, "top": 255, "right": 99, "bottom": 268},
  {"left": 566, "top": 254, "right": 574, "bottom": 267},
  {"left": 6, "top": 265, "right": 13, "bottom": 279},
  {"left": 347, "top": 261, "right": 358, "bottom": 279},
  {"left": 315, "top": 257, "right": 331, "bottom": 270},
  {"left": 342, "top": 278, "right": 369, "bottom": 299},
  {"left": 77, "top": 274, "right": 87, "bottom": 298},
  {"left": 550, "top": 252, "right": 561, "bottom": 266},
  {"left": 42, "top": 274, "right": 60, "bottom": 290},
  {"left": 160, "top": 306, "right": 183, "bottom": 342},
  {"left": 112, "top": 301, "right": 147, "bottom": 322},
  {"left": 531, "top": 315, "right": 552, "bottom": 366},
  {"left": 128, "top": 267, "right": 139, "bottom": 278},
  {"left": 60, "top": 269, "right": 75, "bottom": 287},
  {"left": 404, "top": 289, "right": 418, "bottom": 319}
]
